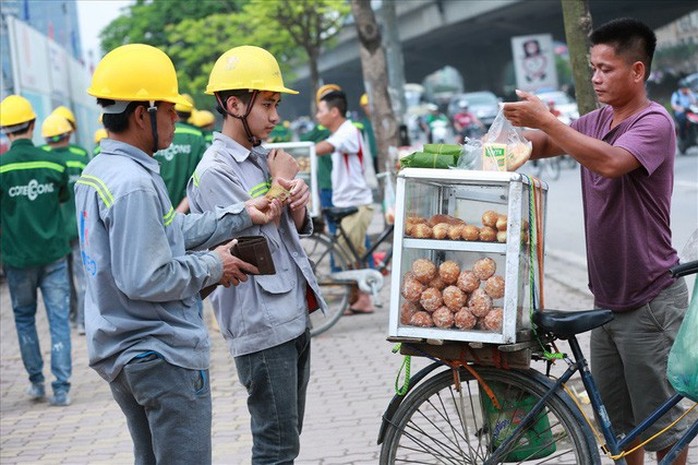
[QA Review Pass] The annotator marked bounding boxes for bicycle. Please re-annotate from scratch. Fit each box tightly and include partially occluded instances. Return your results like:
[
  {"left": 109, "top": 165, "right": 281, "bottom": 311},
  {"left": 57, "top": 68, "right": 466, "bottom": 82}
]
[
  {"left": 531, "top": 157, "right": 561, "bottom": 181},
  {"left": 301, "top": 174, "right": 396, "bottom": 337},
  {"left": 378, "top": 260, "right": 698, "bottom": 464}
]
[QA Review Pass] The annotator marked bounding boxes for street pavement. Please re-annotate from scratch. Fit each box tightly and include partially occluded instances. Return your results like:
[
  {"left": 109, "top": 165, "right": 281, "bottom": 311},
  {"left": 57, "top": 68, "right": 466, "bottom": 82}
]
[{"left": 1, "top": 228, "right": 696, "bottom": 464}]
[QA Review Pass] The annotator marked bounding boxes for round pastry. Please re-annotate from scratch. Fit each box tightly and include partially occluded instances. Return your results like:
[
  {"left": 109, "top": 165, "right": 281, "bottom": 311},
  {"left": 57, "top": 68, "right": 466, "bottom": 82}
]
[
  {"left": 461, "top": 224, "right": 480, "bottom": 241},
  {"left": 432, "top": 223, "right": 450, "bottom": 240},
  {"left": 483, "top": 307, "right": 504, "bottom": 331},
  {"left": 482, "top": 210, "right": 499, "bottom": 228},
  {"left": 432, "top": 306, "right": 455, "bottom": 329},
  {"left": 406, "top": 215, "right": 427, "bottom": 225},
  {"left": 496, "top": 230, "right": 507, "bottom": 243},
  {"left": 429, "top": 275, "right": 447, "bottom": 290},
  {"left": 400, "top": 301, "right": 421, "bottom": 325},
  {"left": 457, "top": 270, "right": 480, "bottom": 293},
  {"left": 468, "top": 288, "right": 493, "bottom": 318},
  {"left": 484, "top": 275, "right": 505, "bottom": 299},
  {"left": 479, "top": 226, "right": 497, "bottom": 242},
  {"left": 428, "top": 214, "right": 452, "bottom": 227},
  {"left": 438, "top": 260, "right": 460, "bottom": 284},
  {"left": 447, "top": 224, "right": 465, "bottom": 241},
  {"left": 401, "top": 277, "right": 425, "bottom": 303},
  {"left": 473, "top": 257, "right": 496, "bottom": 280},
  {"left": 496, "top": 214, "right": 508, "bottom": 231},
  {"left": 405, "top": 223, "right": 415, "bottom": 237},
  {"left": 454, "top": 308, "right": 477, "bottom": 330},
  {"left": 442, "top": 285, "right": 466, "bottom": 310},
  {"left": 412, "top": 258, "right": 437, "bottom": 284},
  {"left": 409, "top": 311, "right": 434, "bottom": 327},
  {"left": 419, "top": 287, "right": 443, "bottom": 312},
  {"left": 412, "top": 223, "right": 433, "bottom": 239}
]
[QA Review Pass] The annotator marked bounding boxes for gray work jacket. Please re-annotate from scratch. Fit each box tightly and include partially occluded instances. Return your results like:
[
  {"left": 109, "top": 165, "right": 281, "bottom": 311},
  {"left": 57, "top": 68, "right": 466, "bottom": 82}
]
[
  {"left": 187, "top": 132, "right": 327, "bottom": 357},
  {"left": 74, "top": 139, "right": 253, "bottom": 381}
]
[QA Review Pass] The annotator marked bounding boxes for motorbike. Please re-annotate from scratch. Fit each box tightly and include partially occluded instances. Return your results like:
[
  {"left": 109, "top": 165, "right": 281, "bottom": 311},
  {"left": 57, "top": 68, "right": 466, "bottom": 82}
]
[
  {"left": 677, "top": 104, "right": 698, "bottom": 155},
  {"left": 429, "top": 119, "right": 449, "bottom": 144}
]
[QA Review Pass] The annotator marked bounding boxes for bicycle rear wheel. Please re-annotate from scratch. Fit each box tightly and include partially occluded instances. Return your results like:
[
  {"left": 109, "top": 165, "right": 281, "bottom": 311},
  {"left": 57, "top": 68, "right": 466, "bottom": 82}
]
[
  {"left": 300, "top": 234, "right": 352, "bottom": 337},
  {"left": 380, "top": 366, "right": 599, "bottom": 464}
]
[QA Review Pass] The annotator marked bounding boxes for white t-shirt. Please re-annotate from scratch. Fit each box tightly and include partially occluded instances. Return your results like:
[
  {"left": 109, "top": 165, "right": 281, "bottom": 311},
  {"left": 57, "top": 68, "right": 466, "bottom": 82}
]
[{"left": 326, "top": 119, "right": 374, "bottom": 208}]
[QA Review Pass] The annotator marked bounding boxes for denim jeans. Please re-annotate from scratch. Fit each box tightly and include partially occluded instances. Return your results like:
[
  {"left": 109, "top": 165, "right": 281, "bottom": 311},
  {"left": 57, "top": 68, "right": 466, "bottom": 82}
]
[
  {"left": 235, "top": 329, "right": 311, "bottom": 465},
  {"left": 109, "top": 353, "right": 212, "bottom": 465},
  {"left": 4, "top": 257, "right": 72, "bottom": 394},
  {"left": 68, "top": 240, "right": 86, "bottom": 327}
]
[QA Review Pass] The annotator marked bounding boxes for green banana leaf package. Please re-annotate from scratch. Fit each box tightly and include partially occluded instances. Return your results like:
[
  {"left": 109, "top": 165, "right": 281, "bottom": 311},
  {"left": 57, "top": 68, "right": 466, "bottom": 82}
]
[{"left": 399, "top": 144, "right": 463, "bottom": 169}]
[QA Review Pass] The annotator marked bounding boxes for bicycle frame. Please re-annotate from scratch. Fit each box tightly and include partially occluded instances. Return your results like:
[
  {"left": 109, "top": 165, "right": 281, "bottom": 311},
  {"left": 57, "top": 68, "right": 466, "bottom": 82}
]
[
  {"left": 485, "top": 334, "right": 697, "bottom": 465},
  {"left": 331, "top": 220, "right": 394, "bottom": 272}
]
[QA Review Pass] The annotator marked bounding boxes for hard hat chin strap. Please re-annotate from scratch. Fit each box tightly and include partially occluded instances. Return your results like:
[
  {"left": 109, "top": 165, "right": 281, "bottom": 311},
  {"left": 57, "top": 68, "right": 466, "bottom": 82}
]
[
  {"left": 216, "top": 90, "right": 261, "bottom": 147},
  {"left": 147, "top": 101, "right": 159, "bottom": 153}
]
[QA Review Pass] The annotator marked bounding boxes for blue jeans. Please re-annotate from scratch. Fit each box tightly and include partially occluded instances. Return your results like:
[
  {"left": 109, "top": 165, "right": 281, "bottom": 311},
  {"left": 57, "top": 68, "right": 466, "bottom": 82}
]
[
  {"left": 109, "top": 353, "right": 212, "bottom": 465},
  {"left": 69, "top": 240, "right": 86, "bottom": 327},
  {"left": 235, "top": 329, "right": 311, "bottom": 465},
  {"left": 4, "top": 257, "right": 72, "bottom": 394}
]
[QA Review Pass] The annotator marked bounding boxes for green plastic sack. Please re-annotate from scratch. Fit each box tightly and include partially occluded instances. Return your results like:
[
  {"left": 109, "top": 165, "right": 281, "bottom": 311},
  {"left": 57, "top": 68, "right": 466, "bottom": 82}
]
[
  {"left": 667, "top": 276, "right": 698, "bottom": 402},
  {"left": 400, "top": 144, "right": 462, "bottom": 169}
]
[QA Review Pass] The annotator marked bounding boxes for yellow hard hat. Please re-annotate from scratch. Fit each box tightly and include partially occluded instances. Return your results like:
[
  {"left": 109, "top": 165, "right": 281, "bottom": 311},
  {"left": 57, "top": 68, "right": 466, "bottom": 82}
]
[
  {"left": 316, "top": 84, "right": 342, "bottom": 103},
  {"left": 189, "top": 109, "right": 215, "bottom": 128},
  {"left": 174, "top": 93, "right": 195, "bottom": 113},
  {"left": 360, "top": 93, "right": 369, "bottom": 106},
  {"left": 0, "top": 95, "right": 37, "bottom": 127},
  {"left": 51, "top": 105, "right": 76, "bottom": 126},
  {"left": 206, "top": 45, "right": 298, "bottom": 95},
  {"left": 41, "top": 114, "right": 73, "bottom": 138},
  {"left": 94, "top": 128, "right": 108, "bottom": 144},
  {"left": 87, "top": 44, "right": 191, "bottom": 107}
]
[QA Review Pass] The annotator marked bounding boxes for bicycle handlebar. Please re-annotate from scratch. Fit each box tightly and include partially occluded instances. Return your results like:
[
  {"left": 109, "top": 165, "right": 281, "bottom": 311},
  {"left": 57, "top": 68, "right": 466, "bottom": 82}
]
[{"left": 670, "top": 260, "right": 698, "bottom": 278}]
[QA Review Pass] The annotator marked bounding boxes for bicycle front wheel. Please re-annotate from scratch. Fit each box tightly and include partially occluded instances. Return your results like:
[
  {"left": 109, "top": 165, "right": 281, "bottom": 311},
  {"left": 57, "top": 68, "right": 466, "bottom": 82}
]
[
  {"left": 300, "top": 234, "right": 352, "bottom": 337},
  {"left": 380, "top": 366, "right": 599, "bottom": 464}
]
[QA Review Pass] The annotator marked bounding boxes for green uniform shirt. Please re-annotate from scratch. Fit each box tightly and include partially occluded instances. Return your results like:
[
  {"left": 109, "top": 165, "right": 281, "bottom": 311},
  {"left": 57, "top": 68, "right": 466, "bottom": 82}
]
[
  {"left": 202, "top": 130, "right": 213, "bottom": 149},
  {"left": 0, "top": 138, "right": 70, "bottom": 268},
  {"left": 301, "top": 124, "right": 332, "bottom": 190},
  {"left": 41, "top": 143, "right": 90, "bottom": 241},
  {"left": 154, "top": 122, "right": 206, "bottom": 206}
]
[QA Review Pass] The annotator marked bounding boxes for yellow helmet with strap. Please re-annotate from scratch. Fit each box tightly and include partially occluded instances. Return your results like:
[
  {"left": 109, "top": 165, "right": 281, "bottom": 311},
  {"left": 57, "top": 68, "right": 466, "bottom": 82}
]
[
  {"left": 51, "top": 106, "right": 76, "bottom": 126},
  {"left": 0, "top": 95, "right": 37, "bottom": 127},
  {"left": 41, "top": 114, "right": 73, "bottom": 138},
  {"left": 206, "top": 45, "right": 297, "bottom": 95}
]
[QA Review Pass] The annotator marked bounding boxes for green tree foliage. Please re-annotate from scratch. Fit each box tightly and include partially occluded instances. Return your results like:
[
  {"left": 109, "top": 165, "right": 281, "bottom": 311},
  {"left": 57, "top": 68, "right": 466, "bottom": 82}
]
[{"left": 99, "top": 0, "right": 350, "bottom": 112}]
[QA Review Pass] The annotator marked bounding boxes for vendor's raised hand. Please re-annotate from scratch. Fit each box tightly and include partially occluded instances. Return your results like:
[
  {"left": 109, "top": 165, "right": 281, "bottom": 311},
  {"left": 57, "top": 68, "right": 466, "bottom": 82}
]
[
  {"left": 267, "top": 148, "right": 299, "bottom": 181},
  {"left": 277, "top": 177, "right": 310, "bottom": 212},
  {"left": 502, "top": 89, "right": 558, "bottom": 130},
  {"left": 244, "top": 196, "right": 282, "bottom": 225}
]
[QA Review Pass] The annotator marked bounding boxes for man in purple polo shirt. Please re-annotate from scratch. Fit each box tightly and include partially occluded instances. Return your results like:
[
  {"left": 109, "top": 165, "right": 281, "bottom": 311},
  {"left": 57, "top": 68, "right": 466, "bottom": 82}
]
[{"left": 504, "top": 18, "right": 688, "bottom": 465}]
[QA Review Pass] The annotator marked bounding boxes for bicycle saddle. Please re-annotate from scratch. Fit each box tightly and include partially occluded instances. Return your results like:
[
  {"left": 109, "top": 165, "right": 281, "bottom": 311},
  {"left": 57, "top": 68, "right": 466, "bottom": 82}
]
[
  {"left": 532, "top": 309, "right": 613, "bottom": 339},
  {"left": 323, "top": 206, "right": 359, "bottom": 222}
]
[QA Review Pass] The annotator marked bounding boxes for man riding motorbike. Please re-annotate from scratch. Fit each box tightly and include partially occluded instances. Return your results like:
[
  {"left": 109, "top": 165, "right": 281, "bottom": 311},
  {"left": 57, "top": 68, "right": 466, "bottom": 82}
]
[
  {"left": 671, "top": 80, "right": 698, "bottom": 154},
  {"left": 452, "top": 100, "right": 485, "bottom": 144}
]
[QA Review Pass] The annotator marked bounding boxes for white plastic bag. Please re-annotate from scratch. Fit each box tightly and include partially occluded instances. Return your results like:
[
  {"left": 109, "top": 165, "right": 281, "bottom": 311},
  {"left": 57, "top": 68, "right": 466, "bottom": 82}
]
[
  {"left": 481, "top": 109, "right": 532, "bottom": 171},
  {"left": 667, "top": 276, "right": 698, "bottom": 401}
]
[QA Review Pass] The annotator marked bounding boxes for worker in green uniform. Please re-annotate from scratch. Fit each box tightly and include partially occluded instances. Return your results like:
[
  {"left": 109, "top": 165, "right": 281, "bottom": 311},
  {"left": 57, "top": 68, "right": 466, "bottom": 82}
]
[
  {"left": 41, "top": 113, "right": 90, "bottom": 336},
  {"left": 154, "top": 94, "right": 206, "bottom": 213},
  {"left": 0, "top": 95, "right": 73, "bottom": 407}
]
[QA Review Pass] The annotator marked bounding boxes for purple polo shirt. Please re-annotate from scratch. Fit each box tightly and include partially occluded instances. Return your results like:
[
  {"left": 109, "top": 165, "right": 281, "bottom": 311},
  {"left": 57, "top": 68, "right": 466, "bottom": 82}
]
[{"left": 571, "top": 102, "right": 679, "bottom": 311}]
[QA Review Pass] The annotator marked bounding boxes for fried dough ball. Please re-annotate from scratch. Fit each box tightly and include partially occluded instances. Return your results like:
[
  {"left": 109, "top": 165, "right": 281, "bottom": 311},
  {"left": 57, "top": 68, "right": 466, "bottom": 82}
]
[
  {"left": 405, "top": 223, "right": 415, "bottom": 236},
  {"left": 447, "top": 224, "right": 465, "bottom": 241},
  {"left": 484, "top": 275, "right": 505, "bottom": 299},
  {"left": 400, "top": 301, "right": 421, "bottom": 325},
  {"left": 401, "top": 277, "right": 425, "bottom": 303},
  {"left": 455, "top": 308, "right": 477, "bottom": 330},
  {"left": 468, "top": 288, "right": 493, "bottom": 318},
  {"left": 457, "top": 270, "right": 480, "bottom": 293},
  {"left": 429, "top": 275, "right": 447, "bottom": 290},
  {"left": 432, "top": 223, "right": 450, "bottom": 240},
  {"left": 429, "top": 214, "right": 451, "bottom": 227},
  {"left": 496, "top": 230, "right": 507, "bottom": 243},
  {"left": 461, "top": 224, "right": 480, "bottom": 241},
  {"left": 409, "top": 311, "right": 434, "bottom": 327},
  {"left": 438, "top": 260, "right": 460, "bottom": 284},
  {"left": 412, "top": 223, "right": 433, "bottom": 239},
  {"left": 412, "top": 259, "right": 437, "bottom": 284},
  {"left": 483, "top": 307, "right": 504, "bottom": 331},
  {"left": 442, "top": 285, "right": 467, "bottom": 310},
  {"left": 496, "top": 215, "right": 508, "bottom": 231},
  {"left": 419, "top": 287, "right": 443, "bottom": 312},
  {"left": 432, "top": 306, "right": 455, "bottom": 329},
  {"left": 479, "top": 226, "right": 497, "bottom": 242},
  {"left": 482, "top": 210, "right": 499, "bottom": 228},
  {"left": 406, "top": 215, "right": 427, "bottom": 225},
  {"left": 473, "top": 257, "right": 496, "bottom": 280}
]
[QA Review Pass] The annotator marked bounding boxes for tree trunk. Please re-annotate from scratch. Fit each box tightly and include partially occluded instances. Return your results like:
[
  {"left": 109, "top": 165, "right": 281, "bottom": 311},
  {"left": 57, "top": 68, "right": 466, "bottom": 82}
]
[
  {"left": 350, "top": 0, "right": 398, "bottom": 176},
  {"left": 561, "top": 0, "right": 597, "bottom": 116},
  {"left": 308, "top": 48, "right": 320, "bottom": 117}
]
